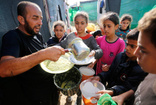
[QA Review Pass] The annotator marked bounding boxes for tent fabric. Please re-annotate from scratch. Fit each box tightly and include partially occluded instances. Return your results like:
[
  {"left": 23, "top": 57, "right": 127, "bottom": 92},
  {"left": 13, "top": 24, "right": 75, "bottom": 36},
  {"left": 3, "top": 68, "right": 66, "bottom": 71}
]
[
  {"left": 152, "top": 5, "right": 156, "bottom": 9},
  {"left": 97, "top": 0, "right": 106, "bottom": 24},
  {"left": 80, "top": 1, "right": 97, "bottom": 22},
  {"left": 47, "top": 0, "right": 66, "bottom": 27},
  {"left": 120, "top": 0, "right": 156, "bottom": 29},
  {"left": 105, "top": 0, "right": 121, "bottom": 14},
  {"left": 68, "top": 0, "right": 97, "bottom": 23},
  {"left": 69, "top": 0, "right": 121, "bottom": 23},
  {"left": 68, "top": 0, "right": 156, "bottom": 29},
  {"left": 69, "top": 7, "right": 80, "bottom": 22}
]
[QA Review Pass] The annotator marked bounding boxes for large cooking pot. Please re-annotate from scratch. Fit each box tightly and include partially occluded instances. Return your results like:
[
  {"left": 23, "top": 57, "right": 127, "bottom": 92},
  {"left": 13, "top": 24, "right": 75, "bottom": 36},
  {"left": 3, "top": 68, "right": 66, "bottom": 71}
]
[{"left": 54, "top": 66, "right": 82, "bottom": 96}]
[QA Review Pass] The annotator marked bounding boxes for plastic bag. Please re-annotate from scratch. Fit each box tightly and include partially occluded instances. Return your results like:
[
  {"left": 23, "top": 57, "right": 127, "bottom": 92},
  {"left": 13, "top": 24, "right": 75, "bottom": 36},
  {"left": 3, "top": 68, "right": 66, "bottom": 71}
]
[{"left": 97, "top": 93, "right": 117, "bottom": 105}]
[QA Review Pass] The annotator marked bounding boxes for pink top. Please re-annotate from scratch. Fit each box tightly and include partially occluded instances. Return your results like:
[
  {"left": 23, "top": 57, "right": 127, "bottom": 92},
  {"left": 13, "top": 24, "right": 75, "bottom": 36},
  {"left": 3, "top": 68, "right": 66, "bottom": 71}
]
[{"left": 96, "top": 35, "right": 125, "bottom": 75}]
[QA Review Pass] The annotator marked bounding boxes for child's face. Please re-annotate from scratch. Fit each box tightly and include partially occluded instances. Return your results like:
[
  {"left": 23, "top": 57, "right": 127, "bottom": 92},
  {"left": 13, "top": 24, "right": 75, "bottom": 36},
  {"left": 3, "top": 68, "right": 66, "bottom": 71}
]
[
  {"left": 120, "top": 19, "right": 131, "bottom": 30},
  {"left": 125, "top": 39, "right": 137, "bottom": 60},
  {"left": 54, "top": 25, "right": 65, "bottom": 39},
  {"left": 74, "top": 16, "right": 88, "bottom": 34},
  {"left": 103, "top": 19, "right": 118, "bottom": 36},
  {"left": 134, "top": 31, "right": 156, "bottom": 74}
]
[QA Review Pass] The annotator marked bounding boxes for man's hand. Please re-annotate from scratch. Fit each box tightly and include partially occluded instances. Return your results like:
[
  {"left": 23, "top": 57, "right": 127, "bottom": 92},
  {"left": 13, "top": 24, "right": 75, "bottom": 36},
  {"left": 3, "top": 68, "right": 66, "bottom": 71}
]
[
  {"left": 0, "top": 46, "right": 65, "bottom": 77},
  {"left": 42, "top": 46, "right": 65, "bottom": 61}
]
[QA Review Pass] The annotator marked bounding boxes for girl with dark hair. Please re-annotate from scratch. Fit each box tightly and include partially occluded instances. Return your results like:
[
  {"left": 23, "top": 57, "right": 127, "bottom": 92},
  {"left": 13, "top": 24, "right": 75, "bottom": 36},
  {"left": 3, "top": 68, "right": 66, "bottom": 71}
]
[
  {"left": 92, "top": 12, "right": 125, "bottom": 75},
  {"left": 116, "top": 14, "right": 133, "bottom": 43}
]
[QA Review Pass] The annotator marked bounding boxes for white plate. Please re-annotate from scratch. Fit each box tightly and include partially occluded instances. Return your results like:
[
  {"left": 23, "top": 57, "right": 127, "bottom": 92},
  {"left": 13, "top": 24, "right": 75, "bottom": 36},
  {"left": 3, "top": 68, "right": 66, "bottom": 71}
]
[
  {"left": 40, "top": 53, "right": 74, "bottom": 74},
  {"left": 69, "top": 54, "right": 95, "bottom": 65}
]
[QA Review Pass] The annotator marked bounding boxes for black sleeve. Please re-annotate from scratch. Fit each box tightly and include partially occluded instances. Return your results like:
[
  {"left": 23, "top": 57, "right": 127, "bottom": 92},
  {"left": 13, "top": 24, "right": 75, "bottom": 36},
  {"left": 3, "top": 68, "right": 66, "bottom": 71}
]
[
  {"left": 110, "top": 61, "right": 148, "bottom": 96},
  {"left": 1, "top": 30, "right": 21, "bottom": 57}
]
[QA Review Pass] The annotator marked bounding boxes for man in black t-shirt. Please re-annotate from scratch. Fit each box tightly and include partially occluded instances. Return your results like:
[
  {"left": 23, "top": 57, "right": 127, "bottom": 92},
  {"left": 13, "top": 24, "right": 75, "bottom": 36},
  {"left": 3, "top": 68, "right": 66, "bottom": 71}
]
[{"left": 0, "top": 1, "right": 65, "bottom": 105}]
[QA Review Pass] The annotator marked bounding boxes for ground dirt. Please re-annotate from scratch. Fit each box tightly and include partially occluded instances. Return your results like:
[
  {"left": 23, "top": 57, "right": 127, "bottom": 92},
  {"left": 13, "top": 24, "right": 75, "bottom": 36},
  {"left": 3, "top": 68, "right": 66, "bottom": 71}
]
[{"left": 58, "top": 92, "right": 84, "bottom": 105}]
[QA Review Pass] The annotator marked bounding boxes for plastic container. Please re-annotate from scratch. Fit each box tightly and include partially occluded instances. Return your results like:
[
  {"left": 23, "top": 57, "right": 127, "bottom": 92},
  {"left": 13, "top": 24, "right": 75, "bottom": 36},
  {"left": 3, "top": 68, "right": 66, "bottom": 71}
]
[
  {"left": 82, "top": 96, "right": 97, "bottom": 105},
  {"left": 79, "top": 66, "right": 95, "bottom": 82},
  {"left": 80, "top": 80, "right": 105, "bottom": 99},
  {"left": 80, "top": 80, "right": 105, "bottom": 105}
]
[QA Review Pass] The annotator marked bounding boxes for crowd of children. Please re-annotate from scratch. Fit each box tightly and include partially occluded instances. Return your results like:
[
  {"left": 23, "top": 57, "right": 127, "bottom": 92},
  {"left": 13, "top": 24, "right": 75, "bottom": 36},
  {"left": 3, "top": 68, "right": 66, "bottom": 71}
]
[
  {"left": 46, "top": 7, "right": 155, "bottom": 105},
  {"left": 60, "top": 11, "right": 103, "bottom": 105},
  {"left": 1, "top": 1, "right": 156, "bottom": 105}
]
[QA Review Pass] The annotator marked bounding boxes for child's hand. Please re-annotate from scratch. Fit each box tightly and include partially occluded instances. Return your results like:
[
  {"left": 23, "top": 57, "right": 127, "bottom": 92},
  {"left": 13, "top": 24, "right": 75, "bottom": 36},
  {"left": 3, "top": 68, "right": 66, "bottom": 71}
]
[
  {"left": 112, "top": 95, "right": 125, "bottom": 105},
  {"left": 96, "top": 90, "right": 114, "bottom": 96},
  {"left": 88, "top": 62, "right": 94, "bottom": 68},
  {"left": 88, "top": 59, "right": 97, "bottom": 68},
  {"left": 92, "top": 90, "right": 114, "bottom": 100},
  {"left": 88, "top": 50, "right": 95, "bottom": 57},
  {"left": 102, "top": 64, "right": 110, "bottom": 71},
  {"left": 87, "top": 76, "right": 100, "bottom": 82}
]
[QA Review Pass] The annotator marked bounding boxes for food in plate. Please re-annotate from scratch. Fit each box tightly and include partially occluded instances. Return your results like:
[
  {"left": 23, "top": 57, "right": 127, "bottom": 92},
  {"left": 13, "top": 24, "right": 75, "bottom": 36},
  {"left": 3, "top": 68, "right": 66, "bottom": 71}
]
[{"left": 40, "top": 53, "right": 74, "bottom": 73}]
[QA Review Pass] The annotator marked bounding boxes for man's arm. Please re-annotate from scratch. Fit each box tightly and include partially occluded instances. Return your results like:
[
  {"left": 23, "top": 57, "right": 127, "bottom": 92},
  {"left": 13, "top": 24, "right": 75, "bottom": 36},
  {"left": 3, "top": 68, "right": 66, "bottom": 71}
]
[{"left": 0, "top": 46, "right": 65, "bottom": 77}]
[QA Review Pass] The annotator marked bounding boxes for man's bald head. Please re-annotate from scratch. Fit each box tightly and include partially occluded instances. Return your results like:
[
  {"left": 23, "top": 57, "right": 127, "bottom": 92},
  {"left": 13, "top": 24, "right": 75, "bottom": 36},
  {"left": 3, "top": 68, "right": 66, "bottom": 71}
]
[{"left": 17, "top": 1, "right": 41, "bottom": 18}]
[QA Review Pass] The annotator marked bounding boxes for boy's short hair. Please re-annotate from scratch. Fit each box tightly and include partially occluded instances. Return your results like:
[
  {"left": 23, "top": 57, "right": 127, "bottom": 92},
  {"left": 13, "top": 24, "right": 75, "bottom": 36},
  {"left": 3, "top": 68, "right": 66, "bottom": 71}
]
[
  {"left": 126, "top": 28, "right": 139, "bottom": 41},
  {"left": 138, "top": 8, "right": 156, "bottom": 47}
]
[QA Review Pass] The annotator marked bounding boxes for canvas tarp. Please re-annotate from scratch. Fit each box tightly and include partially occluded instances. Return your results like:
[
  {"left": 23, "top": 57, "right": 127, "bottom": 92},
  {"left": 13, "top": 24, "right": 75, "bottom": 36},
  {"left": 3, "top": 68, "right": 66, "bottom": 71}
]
[
  {"left": 69, "top": 0, "right": 121, "bottom": 23},
  {"left": 69, "top": 0, "right": 98, "bottom": 23},
  {"left": 68, "top": 0, "right": 156, "bottom": 29},
  {"left": 120, "top": 0, "right": 156, "bottom": 29}
]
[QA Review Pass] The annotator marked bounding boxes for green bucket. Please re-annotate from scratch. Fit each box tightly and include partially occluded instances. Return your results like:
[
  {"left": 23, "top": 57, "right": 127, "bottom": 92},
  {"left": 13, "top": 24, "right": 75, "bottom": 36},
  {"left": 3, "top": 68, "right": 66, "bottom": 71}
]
[{"left": 54, "top": 66, "right": 82, "bottom": 96}]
